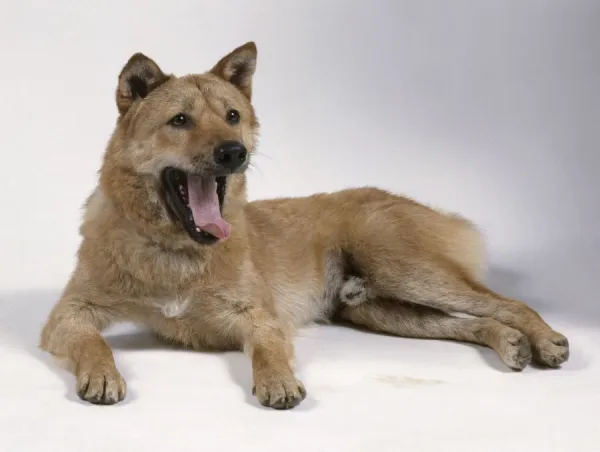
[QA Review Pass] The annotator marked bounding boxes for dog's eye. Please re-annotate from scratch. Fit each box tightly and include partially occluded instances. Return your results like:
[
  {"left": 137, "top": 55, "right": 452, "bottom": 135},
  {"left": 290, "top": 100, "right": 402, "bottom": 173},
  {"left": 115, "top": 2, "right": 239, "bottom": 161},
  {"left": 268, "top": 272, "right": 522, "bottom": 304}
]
[
  {"left": 168, "top": 113, "right": 190, "bottom": 128},
  {"left": 226, "top": 109, "right": 240, "bottom": 125}
]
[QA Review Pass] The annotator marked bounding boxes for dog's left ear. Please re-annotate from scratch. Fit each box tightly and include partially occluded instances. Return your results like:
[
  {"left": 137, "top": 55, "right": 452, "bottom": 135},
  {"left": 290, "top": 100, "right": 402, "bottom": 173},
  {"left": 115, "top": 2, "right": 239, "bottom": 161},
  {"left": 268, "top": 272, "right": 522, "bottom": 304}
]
[
  {"left": 210, "top": 42, "right": 257, "bottom": 99},
  {"left": 116, "top": 53, "right": 170, "bottom": 115}
]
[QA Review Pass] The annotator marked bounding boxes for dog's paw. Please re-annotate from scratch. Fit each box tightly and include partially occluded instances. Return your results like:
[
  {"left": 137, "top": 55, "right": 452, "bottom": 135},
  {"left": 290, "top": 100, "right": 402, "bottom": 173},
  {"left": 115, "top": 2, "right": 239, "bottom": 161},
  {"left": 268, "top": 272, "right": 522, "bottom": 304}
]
[
  {"left": 340, "top": 276, "right": 369, "bottom": 306},
  {"left": 252, "top": 375, "right": 306, "bottom": 410},
  {"left": 497, "top": 329, "right": 532, "bottom": 370},
  {"left": 532, "top": 331, "right": 569, "bottom": 368},
  {"left": 76, "top": 362, "right": 126, "bottom": 405}
]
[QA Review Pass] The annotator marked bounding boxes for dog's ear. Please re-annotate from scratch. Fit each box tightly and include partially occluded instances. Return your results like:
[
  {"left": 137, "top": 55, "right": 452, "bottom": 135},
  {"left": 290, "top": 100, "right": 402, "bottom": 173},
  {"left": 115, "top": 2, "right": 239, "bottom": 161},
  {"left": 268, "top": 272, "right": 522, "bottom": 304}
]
[
  {"left": 210, "top": 42, "right": 257, "bottom": 99},
  {"left": 116, "top": 53, "right": 170, "bottom": 115}
]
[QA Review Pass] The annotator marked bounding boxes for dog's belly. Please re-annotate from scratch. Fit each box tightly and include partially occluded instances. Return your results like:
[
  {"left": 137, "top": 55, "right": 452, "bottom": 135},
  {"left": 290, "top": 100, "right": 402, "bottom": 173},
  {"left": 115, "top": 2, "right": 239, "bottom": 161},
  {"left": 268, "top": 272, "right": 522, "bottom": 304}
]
[
  {"left": 271, "top": 250, "right": 345, "bottom": 328},
  {"left": 271, "top": 281, "right": 334, "bottom": 327}
]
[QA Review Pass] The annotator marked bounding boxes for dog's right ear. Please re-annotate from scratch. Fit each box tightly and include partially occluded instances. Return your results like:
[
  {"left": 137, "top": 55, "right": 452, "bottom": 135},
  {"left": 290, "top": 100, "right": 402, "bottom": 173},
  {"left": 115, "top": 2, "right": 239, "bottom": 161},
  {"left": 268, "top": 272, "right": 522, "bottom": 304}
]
[{"left": 116, "top": 53, "right": 170, "bottom": 115}]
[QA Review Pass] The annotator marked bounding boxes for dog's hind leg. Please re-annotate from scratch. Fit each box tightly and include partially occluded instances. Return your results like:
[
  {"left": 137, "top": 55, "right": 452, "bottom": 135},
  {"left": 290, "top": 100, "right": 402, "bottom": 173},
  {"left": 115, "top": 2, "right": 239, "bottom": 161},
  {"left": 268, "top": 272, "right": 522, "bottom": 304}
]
[
  {"left": 367, "top": 260, "right": 569, "bottom": 368},
  {"left": 40, "top": 292, "right": 126, "bottom": 405},
  {"left": 338, "top": 298, "right": 532, "bottom": 370}
]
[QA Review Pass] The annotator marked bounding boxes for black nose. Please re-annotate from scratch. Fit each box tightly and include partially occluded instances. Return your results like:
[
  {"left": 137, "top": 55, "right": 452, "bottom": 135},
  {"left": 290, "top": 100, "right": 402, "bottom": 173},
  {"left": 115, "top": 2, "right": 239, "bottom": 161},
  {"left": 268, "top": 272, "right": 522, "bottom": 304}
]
[{"left": 213, "top": 141, "right": 247, "bottom": 171}]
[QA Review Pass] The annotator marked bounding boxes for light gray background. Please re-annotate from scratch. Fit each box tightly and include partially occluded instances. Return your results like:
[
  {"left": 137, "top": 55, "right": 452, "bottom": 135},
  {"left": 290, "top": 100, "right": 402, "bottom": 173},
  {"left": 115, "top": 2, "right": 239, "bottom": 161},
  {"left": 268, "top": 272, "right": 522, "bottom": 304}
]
[
  {"left": 1, "top": 1, "right": 599, "bottom": 450},
  {"left": 1, "top": 0, "right": 598, "bottom": 322}
]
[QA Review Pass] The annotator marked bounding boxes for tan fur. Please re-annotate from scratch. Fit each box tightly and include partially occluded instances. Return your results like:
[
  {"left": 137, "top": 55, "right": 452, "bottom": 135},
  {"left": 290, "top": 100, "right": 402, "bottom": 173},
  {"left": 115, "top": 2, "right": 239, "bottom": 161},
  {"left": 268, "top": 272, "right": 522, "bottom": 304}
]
[{"left": 40, "top": 42, "right": 569, "bottom": 409}]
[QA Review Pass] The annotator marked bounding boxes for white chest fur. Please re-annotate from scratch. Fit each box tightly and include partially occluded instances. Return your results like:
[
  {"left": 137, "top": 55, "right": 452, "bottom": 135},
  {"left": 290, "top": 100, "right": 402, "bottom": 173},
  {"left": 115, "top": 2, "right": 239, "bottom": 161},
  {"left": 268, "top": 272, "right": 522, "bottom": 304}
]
[{"left": 156, "top": 298, "right": 191, "bottom": 318}]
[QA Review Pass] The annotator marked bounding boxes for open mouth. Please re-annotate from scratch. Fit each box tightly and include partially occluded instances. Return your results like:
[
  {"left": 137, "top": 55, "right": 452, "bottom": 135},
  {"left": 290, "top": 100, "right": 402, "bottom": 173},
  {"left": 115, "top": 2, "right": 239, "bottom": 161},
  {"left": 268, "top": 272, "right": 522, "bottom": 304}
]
[{"left": 161, "top": 167, "right": 231, "bottom": 245}]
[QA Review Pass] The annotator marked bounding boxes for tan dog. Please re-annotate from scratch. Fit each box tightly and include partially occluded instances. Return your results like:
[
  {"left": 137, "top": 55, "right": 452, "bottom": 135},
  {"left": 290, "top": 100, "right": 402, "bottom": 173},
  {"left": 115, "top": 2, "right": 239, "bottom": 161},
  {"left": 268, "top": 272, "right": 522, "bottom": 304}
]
[{"left": 40, "top": 42, "right": 569, "bottom": 410}]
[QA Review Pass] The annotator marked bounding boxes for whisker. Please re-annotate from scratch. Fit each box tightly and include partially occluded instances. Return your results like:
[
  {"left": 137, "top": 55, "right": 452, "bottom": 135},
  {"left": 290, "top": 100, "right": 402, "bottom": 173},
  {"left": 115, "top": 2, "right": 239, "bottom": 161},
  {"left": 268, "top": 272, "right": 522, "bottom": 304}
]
[
  {"left": 252, "top": 151, "right": 273, "bottom": 162},
  {"left": 247, "top": 161, "right": 264, "bottom": 177}
]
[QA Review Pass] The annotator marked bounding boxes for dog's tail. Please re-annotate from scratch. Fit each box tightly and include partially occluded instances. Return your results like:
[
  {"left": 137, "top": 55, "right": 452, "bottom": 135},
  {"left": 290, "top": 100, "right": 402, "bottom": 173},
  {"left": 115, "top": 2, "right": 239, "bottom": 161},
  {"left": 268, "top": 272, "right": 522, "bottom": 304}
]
[{"left": 440, "top": 211, "right": 488, "bottom": 282}]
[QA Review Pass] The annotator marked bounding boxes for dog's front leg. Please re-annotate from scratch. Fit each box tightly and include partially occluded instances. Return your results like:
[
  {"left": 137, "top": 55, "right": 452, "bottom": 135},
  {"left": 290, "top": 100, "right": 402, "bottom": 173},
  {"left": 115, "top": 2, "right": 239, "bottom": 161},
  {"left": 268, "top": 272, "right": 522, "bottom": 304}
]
[
  {"left": 40, "top": 292, "right": 126, "bottom": 405},
  {"left": 240, "top": 311, "right": 306, "bottom": 410}
]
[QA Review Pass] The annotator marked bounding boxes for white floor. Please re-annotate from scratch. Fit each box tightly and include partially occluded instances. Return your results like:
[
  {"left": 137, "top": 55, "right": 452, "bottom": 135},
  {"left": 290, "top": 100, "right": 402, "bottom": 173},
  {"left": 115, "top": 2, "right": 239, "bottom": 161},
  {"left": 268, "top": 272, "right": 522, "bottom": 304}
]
[{"left": 1, "top": 256, "right": 599, "bottom": 452}]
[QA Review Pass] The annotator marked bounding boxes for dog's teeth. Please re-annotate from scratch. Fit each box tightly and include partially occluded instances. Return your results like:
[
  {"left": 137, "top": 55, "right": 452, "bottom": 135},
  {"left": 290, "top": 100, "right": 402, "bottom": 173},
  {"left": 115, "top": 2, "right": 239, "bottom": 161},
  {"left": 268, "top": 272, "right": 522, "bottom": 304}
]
[{"left": 196, "top": 227, "right": 201, "bottom": 232}]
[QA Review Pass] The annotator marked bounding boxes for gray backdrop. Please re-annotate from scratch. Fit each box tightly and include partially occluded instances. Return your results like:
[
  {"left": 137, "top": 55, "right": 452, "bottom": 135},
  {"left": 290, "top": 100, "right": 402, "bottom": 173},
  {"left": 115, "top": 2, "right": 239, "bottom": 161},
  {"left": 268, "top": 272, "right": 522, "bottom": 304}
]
[{"left": 1, "top": 0, "right": 598, "bottom": 327}]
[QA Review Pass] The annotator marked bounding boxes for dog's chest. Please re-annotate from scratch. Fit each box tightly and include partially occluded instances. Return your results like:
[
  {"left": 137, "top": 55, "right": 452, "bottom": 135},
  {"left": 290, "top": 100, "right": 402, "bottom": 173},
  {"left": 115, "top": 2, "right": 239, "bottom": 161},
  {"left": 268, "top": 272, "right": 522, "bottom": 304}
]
[{"left": 154, "top": 297, "right": 191, "bottom": 318}]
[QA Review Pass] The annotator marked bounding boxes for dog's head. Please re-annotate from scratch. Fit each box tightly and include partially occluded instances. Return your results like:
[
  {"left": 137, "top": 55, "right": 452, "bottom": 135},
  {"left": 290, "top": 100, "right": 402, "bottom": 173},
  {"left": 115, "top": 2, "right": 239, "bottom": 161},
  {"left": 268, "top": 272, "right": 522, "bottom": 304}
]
[{"left": 101, "top": 42, "right": 259, "bottom": 246}]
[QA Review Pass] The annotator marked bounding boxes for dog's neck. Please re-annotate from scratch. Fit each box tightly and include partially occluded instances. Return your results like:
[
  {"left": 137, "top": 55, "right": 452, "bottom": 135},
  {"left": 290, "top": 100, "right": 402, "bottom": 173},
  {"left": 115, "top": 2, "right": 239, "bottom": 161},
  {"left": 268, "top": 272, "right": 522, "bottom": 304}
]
[{"left": 99, "top": 161, "right": 171, "bottom": 230}]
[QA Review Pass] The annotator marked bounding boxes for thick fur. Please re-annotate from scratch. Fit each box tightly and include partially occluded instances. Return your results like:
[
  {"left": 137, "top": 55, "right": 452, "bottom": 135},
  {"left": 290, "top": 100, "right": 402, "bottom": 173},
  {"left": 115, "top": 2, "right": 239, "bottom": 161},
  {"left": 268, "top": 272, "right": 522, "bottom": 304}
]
[{"left": 40, "top": 42, "right": 569, "bottom": 409}]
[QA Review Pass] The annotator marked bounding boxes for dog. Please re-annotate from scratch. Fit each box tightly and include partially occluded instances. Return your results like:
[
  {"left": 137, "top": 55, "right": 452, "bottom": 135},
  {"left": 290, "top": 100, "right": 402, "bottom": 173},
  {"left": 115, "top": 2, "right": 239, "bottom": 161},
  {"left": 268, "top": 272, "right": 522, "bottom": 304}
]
[{"left": 40, "top": 42, "right": 569, "bottom": 410}]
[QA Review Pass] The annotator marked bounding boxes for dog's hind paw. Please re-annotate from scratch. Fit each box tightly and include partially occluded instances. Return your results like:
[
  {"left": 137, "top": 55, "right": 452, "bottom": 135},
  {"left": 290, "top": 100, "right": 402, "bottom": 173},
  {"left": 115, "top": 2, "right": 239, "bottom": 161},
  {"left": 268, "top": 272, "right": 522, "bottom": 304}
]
[
  {"left": 532, "top": 331, "right": 569, "bottom": 368},
  {"left": 497, "top": 329, "right": 532, "bottom": 370}
]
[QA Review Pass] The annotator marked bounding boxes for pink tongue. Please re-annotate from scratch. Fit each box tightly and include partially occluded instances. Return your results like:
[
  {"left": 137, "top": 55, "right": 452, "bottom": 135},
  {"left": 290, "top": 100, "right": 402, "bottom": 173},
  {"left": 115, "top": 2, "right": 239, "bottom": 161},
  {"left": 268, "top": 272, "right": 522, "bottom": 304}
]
[{"left": 187, "top": 175, "right": 231, "bottom": 240}]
